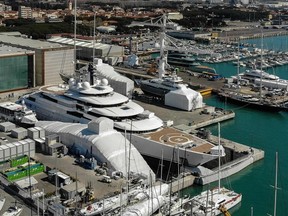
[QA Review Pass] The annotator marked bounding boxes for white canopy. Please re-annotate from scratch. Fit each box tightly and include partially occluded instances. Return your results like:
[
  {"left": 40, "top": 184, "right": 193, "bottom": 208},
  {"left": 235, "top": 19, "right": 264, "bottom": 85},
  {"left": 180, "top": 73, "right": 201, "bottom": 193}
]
[{"left": 36, "top": 118, "right": 155, "bottom": 182}]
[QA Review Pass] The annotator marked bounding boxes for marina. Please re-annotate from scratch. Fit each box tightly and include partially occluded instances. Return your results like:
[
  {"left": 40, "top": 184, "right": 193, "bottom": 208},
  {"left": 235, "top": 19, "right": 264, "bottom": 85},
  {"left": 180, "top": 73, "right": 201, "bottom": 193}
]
[{"left": 1, "top": 2, "right": 288, "bottom": 215}]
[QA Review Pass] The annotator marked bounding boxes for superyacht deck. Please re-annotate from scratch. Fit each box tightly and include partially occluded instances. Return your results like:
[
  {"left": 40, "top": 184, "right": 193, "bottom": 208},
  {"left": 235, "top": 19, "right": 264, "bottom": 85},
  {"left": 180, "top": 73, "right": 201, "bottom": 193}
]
[
  {"left": 131, "top": 127, "right": 222, "bottom": 167},
  {"left": 141, "top": 127, "right": 215, "bottom": 153}
]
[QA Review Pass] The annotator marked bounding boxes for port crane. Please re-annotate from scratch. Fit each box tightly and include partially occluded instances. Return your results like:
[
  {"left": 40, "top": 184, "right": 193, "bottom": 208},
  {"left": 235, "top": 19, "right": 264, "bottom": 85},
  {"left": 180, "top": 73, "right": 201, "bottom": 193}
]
[{"left": 130, "top": 14, "right": 214, "bottom": 78}]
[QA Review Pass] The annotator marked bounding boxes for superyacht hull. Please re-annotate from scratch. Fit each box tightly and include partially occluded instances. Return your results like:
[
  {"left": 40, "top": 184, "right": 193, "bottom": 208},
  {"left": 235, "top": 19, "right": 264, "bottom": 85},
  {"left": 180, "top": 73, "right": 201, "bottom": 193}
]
[
  {"left": 139, "top": 83, "right": 169, "bottom": 97},
  {"left": 130, "top": 132, "right": 219, "bottom": 167},
  {"left": 22, "top": 93, "right": 162, "bottom": 133}
]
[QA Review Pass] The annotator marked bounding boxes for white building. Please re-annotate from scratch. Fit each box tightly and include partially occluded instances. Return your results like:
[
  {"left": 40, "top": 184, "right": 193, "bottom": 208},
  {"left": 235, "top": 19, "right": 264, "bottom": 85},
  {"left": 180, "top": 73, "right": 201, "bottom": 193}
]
[
  {"left": 18, "top": 6, "right": 32, "bottom": 19},
  {"left": 0, "top": 32, "right": 74, "bottom": 86}
]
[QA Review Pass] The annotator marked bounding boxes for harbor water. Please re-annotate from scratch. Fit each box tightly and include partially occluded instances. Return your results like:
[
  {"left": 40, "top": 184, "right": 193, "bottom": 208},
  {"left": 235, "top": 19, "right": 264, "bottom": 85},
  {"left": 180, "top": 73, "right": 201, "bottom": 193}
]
[{"left": 183, "top": 35, "right": 288, "bottom": 215}]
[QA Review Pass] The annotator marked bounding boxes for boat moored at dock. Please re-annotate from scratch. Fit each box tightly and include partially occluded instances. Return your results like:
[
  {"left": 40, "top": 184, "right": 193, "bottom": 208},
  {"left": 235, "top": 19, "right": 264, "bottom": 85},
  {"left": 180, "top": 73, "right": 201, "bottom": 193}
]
[{"left": 0, "top": 101, "right": 38, "bottom": 126}]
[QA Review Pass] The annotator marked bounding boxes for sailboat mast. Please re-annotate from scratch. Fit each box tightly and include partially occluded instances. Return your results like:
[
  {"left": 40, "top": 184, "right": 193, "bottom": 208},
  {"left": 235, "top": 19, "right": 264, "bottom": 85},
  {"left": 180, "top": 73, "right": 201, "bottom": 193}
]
[
  {"left": 74, "top": 0, "right": 77, "bottom": 71},
  {"left": 92, "top": 10, "right": 96, "bottom": 64},
  {"left": 158, "top": 14, "right": 167, "bottom": 79},
  {"left": 237, "top": 39, "right": 240, "bottom": 89},
  {"left": 218, "top": 122, "right": 221, "bottom": 193},
  {"left": 259, "top": 33, "right": 263, "bottom": 101},
  {"left": 273, "top": 152, "right": 278, "bottom": 216}
]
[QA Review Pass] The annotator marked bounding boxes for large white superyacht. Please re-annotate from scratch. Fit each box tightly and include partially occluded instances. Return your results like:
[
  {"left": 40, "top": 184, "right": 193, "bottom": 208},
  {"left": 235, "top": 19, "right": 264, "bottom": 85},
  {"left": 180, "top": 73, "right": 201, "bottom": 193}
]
[
  {"left": 20, "top": 60, "right": 224, "bottom": 167},
  {"left": 21, "top": 59, "right": 163, "bottom": 133}
]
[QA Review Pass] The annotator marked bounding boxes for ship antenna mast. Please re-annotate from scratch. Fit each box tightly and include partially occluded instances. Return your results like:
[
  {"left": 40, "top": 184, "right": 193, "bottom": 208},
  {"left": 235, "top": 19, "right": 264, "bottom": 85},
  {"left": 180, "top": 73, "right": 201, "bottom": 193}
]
[
  {"left": 259, "top": 32, "right": 263, "bottom": 101},
  {"left": 73, "top": 0, "right": 77, "bottom": 72},
  {"left": 158, "top": 14, "right": 167, "bottom": 79}
]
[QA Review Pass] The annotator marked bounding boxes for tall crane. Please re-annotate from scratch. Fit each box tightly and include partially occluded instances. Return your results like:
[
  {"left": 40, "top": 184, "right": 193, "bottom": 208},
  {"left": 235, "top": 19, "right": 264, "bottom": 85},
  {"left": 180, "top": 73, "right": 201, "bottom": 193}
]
[{"left": 130, "top": 14, "right": 214, "bottom": 78}]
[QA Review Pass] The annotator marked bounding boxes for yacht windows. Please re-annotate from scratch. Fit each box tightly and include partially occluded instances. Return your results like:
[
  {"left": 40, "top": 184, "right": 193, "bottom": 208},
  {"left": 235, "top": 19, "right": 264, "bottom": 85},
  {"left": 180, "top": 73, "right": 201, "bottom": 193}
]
[
  {"left": 41, "top": 93, "right": 58, "bottom": 103},
  {"left": 67, "top": 111, "right": 84, "bottom": 118},
  {"left": 27, "top": 96, "right": 36, "bottom": 102}
]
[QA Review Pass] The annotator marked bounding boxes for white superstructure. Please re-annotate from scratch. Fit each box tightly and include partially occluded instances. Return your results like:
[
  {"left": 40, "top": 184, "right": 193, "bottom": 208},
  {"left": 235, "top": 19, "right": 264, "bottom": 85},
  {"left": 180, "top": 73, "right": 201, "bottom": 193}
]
[
  {"left": 79, "top": 59, "right": 134, "bottom": 96},
  {"left": 36, "top": 118, "right": 155, "bottom": 182},
  {"left": 20, "top": 61, "right": 163, "bottom": 133}
]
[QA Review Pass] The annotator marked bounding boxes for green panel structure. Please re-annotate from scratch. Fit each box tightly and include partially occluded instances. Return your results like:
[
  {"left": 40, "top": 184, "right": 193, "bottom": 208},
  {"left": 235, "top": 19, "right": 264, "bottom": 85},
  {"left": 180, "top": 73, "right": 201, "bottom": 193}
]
[
  {"left": 10, "top": 155, "right": 29, "bottom": 167},
  {"left": 27, "top": 163, "right": 44, "bottom": 175},
  {"left": 0, "top": 56, "right": 28, "bottom": 92},
  {"left": 4, "top": 169, "right": 27, "bottom": 181},
  {"left": 3, "top": 163, "right": 44, "bottom": 181}
]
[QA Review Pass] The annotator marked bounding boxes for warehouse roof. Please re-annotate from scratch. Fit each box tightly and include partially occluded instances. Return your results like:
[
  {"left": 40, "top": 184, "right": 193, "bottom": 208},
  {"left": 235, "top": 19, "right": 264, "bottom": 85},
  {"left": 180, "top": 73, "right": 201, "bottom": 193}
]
[
  {"left": 0, "top": 33, "right": 69, "bottom": 50},
  {"left": 47, "top": 36, "right": 121, "bottom": 50},
  {"left": 0, "top": 44, "right": 34, "bottom": 56}
]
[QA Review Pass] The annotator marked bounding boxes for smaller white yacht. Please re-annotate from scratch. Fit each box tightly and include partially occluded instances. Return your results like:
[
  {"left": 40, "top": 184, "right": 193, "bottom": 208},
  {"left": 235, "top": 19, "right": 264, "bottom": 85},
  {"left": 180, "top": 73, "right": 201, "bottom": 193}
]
[
  {"left": 183, "top": 187, "right": 242, "bottom": 216},
  {"left": 240, "top": 69, "right": 279, "bottom": 81},
  {"left": 0, "top": 101, "right": 37, "bottom": 126},
  {"left": 2, "top": 205, "right": 23, "bottom": 216}
]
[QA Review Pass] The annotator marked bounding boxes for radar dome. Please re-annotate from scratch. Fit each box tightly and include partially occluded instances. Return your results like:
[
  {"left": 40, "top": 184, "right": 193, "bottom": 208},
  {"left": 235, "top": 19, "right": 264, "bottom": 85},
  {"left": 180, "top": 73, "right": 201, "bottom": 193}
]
[
  {"left": 101, "top": 78, "right": 108, "bottom": 86},
  {"left": 82, "top": 81, "right": 91, "bottom": 89},
  {"left": 154, "top": 42, "right": 160, "bottom": 48},
  {"left": 68, "top": 78, "right": 75, "bottom": 87},
  {"left": 76, "top": 83, "right": 82, "bottom": 89}
]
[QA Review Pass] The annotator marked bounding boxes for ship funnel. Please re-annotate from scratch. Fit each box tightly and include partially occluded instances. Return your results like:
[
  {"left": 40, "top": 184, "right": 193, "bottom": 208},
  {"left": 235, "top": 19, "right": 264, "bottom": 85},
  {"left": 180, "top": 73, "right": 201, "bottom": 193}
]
[{"left": 88, "top": 63, "right": 95, "bottom": 86}]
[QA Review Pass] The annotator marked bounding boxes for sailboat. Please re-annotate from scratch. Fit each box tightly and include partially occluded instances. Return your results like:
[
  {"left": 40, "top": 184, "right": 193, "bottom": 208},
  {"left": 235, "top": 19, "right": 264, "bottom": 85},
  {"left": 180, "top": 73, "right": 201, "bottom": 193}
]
[
  {"left": 218, "top": 38, "right": 288, "bottom": 112},
  {"left": 185, "top": 123, "right": 242, "bottom": 215}
]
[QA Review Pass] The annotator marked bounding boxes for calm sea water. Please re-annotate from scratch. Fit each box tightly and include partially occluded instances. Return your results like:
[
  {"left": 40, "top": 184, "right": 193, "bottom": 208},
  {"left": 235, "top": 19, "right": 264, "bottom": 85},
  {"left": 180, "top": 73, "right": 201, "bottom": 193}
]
[{"left": 183, "top": 36, "right": 288, "bottom": 216}]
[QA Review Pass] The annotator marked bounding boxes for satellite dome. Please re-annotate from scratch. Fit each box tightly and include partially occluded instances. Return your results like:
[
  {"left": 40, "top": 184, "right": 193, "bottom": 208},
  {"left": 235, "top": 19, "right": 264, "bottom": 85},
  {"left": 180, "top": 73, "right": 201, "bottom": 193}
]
[
  {"left": 76, "top": 83, "right": 82, "bottom": 88},
  {"left": 101, "top": 78, "right": 108, "bottom": 86},
  {"left": 154, "top": 42, "right": 160, "bottom": 48},
  {"left": 82, "top": 81, "right": 91, "bottom": 89},
  {"left": 68, "top": 78, "right": 75, "bottom": 86}
]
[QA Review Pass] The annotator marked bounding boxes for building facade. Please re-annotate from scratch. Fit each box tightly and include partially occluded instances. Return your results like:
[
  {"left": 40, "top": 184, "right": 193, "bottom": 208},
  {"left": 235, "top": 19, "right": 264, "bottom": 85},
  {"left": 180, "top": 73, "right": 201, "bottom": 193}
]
[
  {"left": 18, "top": 6, "right": 32, "bottom": 19},
  {"left": 0, "top": 45, "right": 35, "bottom": 93}
]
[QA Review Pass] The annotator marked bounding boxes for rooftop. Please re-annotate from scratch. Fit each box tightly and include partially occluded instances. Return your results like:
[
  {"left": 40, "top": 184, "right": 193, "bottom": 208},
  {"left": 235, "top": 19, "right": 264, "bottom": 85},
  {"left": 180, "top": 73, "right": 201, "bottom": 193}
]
[{"left": 0, "top": 33, "right": 69, "bottom": 50}]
